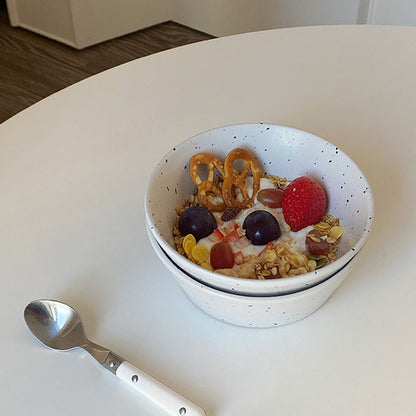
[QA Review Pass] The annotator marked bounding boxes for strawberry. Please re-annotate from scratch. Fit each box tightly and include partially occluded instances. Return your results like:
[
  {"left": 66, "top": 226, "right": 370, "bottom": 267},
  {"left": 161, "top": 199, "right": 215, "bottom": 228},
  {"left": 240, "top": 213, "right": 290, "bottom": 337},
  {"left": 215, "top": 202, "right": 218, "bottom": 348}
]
[
  {"left": 209, "top": 228, "right": 224, "bottom": 242},
  {"left": 223, "top": 229, "right": 241, "bottom": 243},
  {"left": 282, "top": 176, "right": 327, "bottom": 232},
  {"left": 258, "top": 242, "right": 274, "bottom": 257},
  {"left": 234, "top": 251, "right": 245, "bottom": 265}
]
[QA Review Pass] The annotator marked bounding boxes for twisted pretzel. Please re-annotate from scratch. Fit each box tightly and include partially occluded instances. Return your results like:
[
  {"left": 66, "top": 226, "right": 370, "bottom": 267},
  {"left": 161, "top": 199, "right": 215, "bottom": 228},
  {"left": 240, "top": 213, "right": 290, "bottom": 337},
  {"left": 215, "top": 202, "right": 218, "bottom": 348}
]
[
  {"left": 222, "top": 148, "right": 260, "bottom": 209},
  {"left": 189, "top": 153, "right": 226, "bottom": 211}
]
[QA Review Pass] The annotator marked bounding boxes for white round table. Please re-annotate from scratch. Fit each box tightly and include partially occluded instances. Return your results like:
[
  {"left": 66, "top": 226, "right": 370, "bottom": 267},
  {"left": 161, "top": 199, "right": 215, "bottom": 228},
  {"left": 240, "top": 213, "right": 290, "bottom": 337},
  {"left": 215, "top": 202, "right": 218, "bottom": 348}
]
[{"left": 1, "top": 25, "right": 415, "bottom": 415}]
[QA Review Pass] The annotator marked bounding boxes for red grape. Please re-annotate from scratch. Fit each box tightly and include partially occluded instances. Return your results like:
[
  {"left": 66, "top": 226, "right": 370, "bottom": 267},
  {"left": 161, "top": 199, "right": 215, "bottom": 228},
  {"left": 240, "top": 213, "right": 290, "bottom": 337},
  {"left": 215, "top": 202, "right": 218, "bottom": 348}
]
[
  {"left": 257, "top": 188, "right": 284, "bottom": 208},
  {"left": 210, "top": 242, "right": 235, "bottom": 270}
]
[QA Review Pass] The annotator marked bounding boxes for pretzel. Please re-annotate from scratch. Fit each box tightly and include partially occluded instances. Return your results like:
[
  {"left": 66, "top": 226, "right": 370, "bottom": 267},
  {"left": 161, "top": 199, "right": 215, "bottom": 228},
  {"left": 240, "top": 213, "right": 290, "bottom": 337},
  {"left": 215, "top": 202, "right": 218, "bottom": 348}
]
[
  {"left": 222, "top": 148, "right": 260, "bottom": 209},
  {"left": 189, "top": 153, "right": 226, "bottom": 211}
]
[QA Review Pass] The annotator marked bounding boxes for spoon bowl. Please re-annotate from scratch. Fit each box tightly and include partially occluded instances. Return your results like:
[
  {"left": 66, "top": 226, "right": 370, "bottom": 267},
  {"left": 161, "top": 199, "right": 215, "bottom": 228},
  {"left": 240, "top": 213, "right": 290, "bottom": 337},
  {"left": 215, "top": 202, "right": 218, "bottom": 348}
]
[{"left": 24, "top": 300, "right": 87, "bottom": 351}]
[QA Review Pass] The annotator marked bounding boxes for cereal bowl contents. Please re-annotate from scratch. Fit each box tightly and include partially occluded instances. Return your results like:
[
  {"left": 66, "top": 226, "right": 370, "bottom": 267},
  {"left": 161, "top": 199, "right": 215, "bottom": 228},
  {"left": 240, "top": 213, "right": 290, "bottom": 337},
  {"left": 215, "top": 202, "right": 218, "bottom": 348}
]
[
  {"left": 174, "top": 146, "right": 344, "bottom": 281},
  {"left": 145, "top": 123, "right": 373, "bottom": 296}
]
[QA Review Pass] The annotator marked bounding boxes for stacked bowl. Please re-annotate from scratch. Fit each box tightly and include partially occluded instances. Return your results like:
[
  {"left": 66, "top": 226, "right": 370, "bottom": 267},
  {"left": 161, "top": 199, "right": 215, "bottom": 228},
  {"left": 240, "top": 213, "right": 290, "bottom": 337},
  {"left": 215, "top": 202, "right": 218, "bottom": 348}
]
[{"left": 145, "top": 124, "right": 374, "bottom": 328}]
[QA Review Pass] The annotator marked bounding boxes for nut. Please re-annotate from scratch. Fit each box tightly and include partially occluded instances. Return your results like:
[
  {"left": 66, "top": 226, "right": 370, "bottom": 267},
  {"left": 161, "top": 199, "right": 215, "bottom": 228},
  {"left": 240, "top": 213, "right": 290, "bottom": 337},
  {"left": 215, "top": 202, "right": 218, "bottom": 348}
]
[
  {"left": 271, "top": 267, "right": 279, "bottom": 276},
  {"left": 326, "top": 236, "right": 337, "bottom": 244},
  {"left": 309, "top": 233, "right": 322, "bottom": 243},
  {"left": 329, "top": 225, "right": 344, "bottom": 240},
  {"left": 262, "top": 249, "right": 277, "bottom": 262},
  {"left": 315, "top": 221, "right": 330, "bottom": 231}
]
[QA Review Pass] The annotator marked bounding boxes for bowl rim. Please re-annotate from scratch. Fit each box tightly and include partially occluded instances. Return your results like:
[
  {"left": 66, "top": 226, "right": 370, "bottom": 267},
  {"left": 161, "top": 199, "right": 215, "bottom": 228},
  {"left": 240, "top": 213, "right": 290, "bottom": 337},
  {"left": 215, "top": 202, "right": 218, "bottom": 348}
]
[
  {"left": 145, "top": 122, "right": 374, "bottom": 292},
  {"left": 147, "top": 224, "right": 360, "bottom": 301}
]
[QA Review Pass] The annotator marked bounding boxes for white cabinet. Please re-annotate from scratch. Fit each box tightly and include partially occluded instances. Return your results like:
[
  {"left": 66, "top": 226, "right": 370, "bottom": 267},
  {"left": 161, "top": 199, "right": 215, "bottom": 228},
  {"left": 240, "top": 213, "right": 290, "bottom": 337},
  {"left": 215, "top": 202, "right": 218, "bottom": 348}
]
[
  {"left": 6, "top": 0, "right": 172, "bottom": 49},
  {"left": 6, "top": 0, "right": 78, "bottom": 46}
]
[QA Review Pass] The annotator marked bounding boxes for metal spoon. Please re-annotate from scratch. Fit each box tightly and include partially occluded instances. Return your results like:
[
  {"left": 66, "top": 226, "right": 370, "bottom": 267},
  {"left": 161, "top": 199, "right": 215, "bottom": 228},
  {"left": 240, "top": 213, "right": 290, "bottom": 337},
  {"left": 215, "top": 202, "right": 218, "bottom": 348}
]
[{"left": 24, "top": 299, "right": 206, "bottom": 416}]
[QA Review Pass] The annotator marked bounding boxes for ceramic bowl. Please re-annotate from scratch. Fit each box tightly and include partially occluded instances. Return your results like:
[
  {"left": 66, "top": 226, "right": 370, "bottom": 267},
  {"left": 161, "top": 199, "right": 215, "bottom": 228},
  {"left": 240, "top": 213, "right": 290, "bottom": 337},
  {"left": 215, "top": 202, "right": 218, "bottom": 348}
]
[
  {"left": 145, "top": 123, "right": 373, "bottom": 296},
  {"left": 147, "top": 226, "right": 360, "bottom": 328}
]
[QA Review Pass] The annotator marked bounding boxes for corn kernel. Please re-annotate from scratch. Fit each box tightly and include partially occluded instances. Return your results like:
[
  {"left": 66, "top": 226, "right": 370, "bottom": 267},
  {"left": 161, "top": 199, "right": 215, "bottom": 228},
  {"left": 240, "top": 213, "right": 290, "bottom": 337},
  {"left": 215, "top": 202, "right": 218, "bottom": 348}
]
[
  {"left": 182, "top": 234, "right": 196, "bottom": 247},
  {"left": 200, "top": 262, "right": 214, "bottom": 271},
  {"left": 191, "top": 245, "right": 209, "bottom": 262},
  {"left": 183, "top": 239, "right": 196, "bottom": 256}
]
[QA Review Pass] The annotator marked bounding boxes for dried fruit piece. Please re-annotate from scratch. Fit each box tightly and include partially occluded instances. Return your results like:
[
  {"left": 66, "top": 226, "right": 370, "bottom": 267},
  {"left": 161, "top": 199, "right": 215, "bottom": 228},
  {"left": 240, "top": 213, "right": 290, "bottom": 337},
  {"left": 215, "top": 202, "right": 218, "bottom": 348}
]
[{"left": 221, "top": 207, "right": 241, "bottom": 222}]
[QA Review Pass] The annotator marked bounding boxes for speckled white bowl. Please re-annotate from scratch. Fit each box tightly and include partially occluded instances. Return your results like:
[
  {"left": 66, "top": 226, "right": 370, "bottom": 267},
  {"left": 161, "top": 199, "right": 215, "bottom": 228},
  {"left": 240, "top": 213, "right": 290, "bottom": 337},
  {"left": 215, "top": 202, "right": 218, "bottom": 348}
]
[
  {"left": 145, "top": 123, "right": 373, "bottom": 296},
  {"left": 147, "top": 226, "right": 360, "bottom": 328}
]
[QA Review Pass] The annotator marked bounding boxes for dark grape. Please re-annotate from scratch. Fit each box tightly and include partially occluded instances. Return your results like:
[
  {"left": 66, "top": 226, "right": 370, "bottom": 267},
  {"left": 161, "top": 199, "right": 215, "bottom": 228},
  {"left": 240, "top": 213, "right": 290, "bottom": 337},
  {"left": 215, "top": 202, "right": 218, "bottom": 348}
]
[
  {"left": 242, "top": 210, "right": 281, "bottom": 245},
  {"left": 178, "top": 206, "right": 217, "bottom": 241},
  {"left": 210, "top": 242, "right": 234, "bottom": 270}
]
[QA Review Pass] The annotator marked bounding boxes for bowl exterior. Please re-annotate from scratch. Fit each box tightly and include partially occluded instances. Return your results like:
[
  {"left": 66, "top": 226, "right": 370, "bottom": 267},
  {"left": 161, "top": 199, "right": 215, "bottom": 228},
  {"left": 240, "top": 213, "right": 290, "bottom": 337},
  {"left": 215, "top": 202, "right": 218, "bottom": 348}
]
[
  {"left": 145, "top": 123, "right": 373, "bottom": 296},
  {"left": 148, "top": 227, "right": 360, "bottom": 328}
]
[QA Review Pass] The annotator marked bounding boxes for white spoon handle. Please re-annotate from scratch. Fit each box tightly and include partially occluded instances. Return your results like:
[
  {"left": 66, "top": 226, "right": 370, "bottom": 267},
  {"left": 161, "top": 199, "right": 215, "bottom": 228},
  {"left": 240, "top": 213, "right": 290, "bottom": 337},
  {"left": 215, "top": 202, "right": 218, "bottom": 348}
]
[{"left": 116, "top": 361, "right": 207, "bottom": 416}]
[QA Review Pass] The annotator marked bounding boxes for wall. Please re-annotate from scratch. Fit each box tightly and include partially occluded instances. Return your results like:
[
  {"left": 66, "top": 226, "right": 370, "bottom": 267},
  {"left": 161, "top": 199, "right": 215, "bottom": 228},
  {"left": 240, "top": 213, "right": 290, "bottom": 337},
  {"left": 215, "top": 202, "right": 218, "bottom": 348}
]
[
  {"left": 174, "top": 0, "right": 361, "bottom": 37},
  {"left": 7, "top": 0, "right": 362, "bottom": 49},
  {"left": 367, "top": 0, "right": 416, "bottom": 25}
]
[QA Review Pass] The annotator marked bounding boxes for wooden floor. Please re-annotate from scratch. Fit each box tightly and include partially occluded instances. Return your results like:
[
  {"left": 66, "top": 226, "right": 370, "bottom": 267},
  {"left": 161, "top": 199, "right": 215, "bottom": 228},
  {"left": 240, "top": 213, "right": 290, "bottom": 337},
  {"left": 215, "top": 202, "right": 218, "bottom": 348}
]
[{"left": 0, "top": 8, "right": 214, "bottom": 123}]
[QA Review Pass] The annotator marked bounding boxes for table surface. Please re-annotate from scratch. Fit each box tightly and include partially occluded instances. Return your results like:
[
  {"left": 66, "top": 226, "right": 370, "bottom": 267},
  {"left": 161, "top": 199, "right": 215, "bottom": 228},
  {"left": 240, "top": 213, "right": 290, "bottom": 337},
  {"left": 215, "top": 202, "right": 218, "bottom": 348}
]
[{"left": 1, "top": 25, "right": 415, "bottom": 416}]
